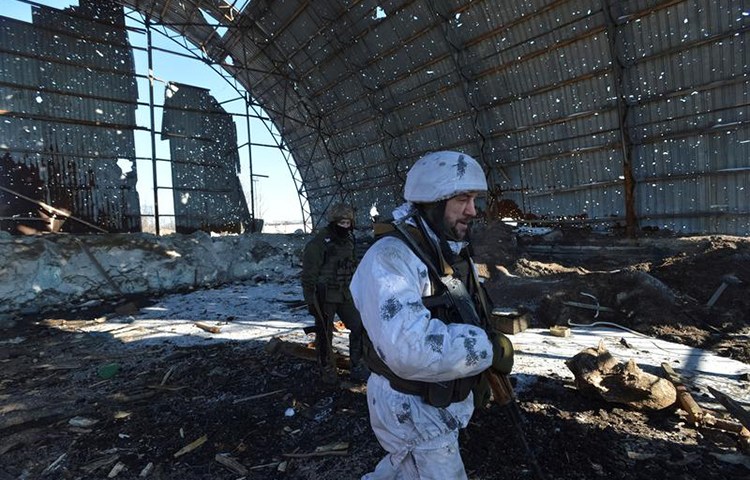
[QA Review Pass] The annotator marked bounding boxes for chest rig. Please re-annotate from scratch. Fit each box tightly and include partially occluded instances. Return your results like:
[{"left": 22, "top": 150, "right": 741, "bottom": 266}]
[
  {"left": 318, "top": 229, "right": 357, "bottom": 302},
  {"left": 363, "top": 215, "right": 492, "bottom": 408}
]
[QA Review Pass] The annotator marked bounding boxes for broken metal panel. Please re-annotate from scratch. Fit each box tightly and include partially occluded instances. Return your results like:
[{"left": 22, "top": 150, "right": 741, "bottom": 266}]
[
  {"left": 111, "top": 0, "right": 750, "bottom": 235},
  {"left": 0, "top": 152, "right": 48, "bottom": 233},
  {"left": 0, "top": 1, "right": 141, "bottom": 234},
  {"left": 634, "top": 135, "right": 750, "bottom": 234},
  {"left": 161, "top": 82, "right": 251, "bottom": 234}
]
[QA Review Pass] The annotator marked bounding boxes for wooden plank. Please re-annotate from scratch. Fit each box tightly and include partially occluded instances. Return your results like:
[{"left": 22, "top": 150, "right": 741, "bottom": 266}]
[
  {"left": 663, "top": 365, "right": 750, "bottom": 437},
  {"left": 195, "top": 322, "right": 221, "bottom": 334},
  {"left": 661, "top": 363, "right": 704, "bottom": 424},
  {"left": 264, "top": 337, "right": 350, "bottom": 369},
  {"left": 707, "top": 386, "right": 750, "bottom": 431}
]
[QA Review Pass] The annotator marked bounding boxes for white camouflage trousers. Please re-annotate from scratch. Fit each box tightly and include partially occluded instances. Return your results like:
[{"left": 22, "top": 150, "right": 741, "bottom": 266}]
[{"left": 361, "top": 374, "right": 473, "bottom": 480}]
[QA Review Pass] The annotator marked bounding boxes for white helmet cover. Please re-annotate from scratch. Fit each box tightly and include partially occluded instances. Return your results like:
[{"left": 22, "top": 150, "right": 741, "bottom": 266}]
[{"left": 404, "top": 151, "right": 488, "bottom": 203}]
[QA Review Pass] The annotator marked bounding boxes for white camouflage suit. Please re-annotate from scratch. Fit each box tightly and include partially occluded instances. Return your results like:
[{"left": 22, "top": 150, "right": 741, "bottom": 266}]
[{"left": 350, "top": 202, "right": 493, "bottom": 479}]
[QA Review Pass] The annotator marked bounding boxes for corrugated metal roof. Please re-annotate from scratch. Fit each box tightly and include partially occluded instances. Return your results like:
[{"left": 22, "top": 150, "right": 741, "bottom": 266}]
[{"left": 5, "top": 0, "right": 748, "bottom": 235}]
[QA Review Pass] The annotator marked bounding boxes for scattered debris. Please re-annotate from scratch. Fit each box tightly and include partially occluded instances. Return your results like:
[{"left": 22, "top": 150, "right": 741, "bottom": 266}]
[
  {"left": 662, "top": 363, "right": 748, "bottom": 440},
  {"left": 490, "top": 307, "right": 529, "bottom": 334},
  {"left": 41, "top": 453, "right": 67, "bottom": 475},
  {"left": 107, "top": 461, "right": 126, "bottom": 478},
  {"left": 549, "top": 325, "right": 570, "bottom": 337},
  {"left": 566, "top": 340, "right": 677, "bottom": 411},
  {"left": 232, "top": 388, "right": 286, "bottom": 404},
  {"left": 283, "top": 441, "right": 349, "bottom": 458},
  {"left": 248, "top": 461, "right": 281, "bottom": 471},
  {"left": 2, "top": 226, "right": 748, "bottom": 479},
  {"left": 194, "top": 322, "right": 221, "bottom": 334},
  {"left": 138, "top": 462, "right": 154, "bottom": 477},
  {"left": 708, "top": 386, "right": 750, "bottom": 432},
  {"left": 662, "top": 363, "right": 704, "bottom": 424},
  {"left": 81, "top": 454, "right": 119, "bottom": 474},
  {"left": 706, "top": 274, "right": 742, "bottom": 308},
  {"left": 173, "top": 435, "right": 208, "bottom": 458},
  {"left": 68, "top": 416, "right": 99, "bottom": 428},
  {"left": 215, "top": 453, "right": 248, "bottom": 475}
]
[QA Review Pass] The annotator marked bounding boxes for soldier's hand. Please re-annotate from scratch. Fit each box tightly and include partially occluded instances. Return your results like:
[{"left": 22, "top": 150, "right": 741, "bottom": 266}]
[{"left": 491, "top": 332, "right": 514, "bottom": 374}]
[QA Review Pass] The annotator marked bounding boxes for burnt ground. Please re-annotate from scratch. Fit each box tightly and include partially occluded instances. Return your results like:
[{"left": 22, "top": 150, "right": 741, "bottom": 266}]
[{"left": 1, "top": 222, "right": 749, "bottom": 479}]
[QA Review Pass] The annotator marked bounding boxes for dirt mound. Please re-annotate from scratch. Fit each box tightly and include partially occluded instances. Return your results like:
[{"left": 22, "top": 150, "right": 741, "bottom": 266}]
[{"left": 474, "top": 222, "right": 749, "bottom": 363}]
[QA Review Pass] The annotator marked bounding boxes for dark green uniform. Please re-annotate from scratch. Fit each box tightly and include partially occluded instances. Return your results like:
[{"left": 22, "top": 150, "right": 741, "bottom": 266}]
[{"left": 302, "top": 224, "right": 364, "bottom": 377}]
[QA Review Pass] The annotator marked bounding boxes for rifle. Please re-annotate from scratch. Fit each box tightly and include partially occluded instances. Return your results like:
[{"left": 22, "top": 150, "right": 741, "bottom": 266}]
[
  {"left": 484, "top": 369, "right": 546, "bottom": 480},
  {"left": 392, "top": 216, "right": 545, "bottom": 479},
  {"left": 469, "top": 268, "right": 546, "bottom": 480},
  {"left": 310, "top": 283, "right": 334, "bottom": 368}
]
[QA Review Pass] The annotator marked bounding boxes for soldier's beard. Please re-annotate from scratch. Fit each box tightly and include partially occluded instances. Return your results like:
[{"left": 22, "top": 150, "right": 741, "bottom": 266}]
[
  {"left": 419, "top": 201, "right": 468, "bottom": 241},
  {"left": 448, "top": 222, "right": 465, "bottom": 240}
]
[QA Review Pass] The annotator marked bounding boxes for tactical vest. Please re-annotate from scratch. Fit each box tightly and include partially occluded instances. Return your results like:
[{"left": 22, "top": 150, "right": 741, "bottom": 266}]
[
  {"left": 363, "top": 217, "right": 491, "bottom": 408},
  {"left": 318, "top": 230, "right": 357, "bottom": 302}
]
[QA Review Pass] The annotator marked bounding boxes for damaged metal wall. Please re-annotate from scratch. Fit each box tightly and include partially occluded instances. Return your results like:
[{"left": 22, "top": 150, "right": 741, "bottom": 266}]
[
  {"left": 0, "top": 0, "right": 140, "bottom": 234},
  {"left": 3, "top": 0, "right": 746, "bottom": 235},
  {"left": 116, "top": 0, "right": 749, "bottom": 236},
  {"left": 161, "top": 83, "right": 250, "bottom": 234},
  {"left": 491, "top": 1, "right": 750, "bottom": 235}
]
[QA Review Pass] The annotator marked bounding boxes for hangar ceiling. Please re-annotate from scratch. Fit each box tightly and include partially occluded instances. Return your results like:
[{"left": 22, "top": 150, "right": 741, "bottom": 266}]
[{"left": 4, "top": 0, "right": 749, "bottom": 235}]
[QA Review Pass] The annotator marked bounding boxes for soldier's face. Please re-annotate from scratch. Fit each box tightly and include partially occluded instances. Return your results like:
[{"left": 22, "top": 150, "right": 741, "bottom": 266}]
[
  {"left": 443, "top": 193, "right": 478, "bottom": 240},
  {"left": 336, "top": 219, "right": 352, "bottom": 229}
]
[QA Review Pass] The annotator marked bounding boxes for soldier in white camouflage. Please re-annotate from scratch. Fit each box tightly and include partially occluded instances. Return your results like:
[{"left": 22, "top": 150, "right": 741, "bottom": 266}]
[{"left": 351, "top": 151, "right": 513, "bottom": 479}]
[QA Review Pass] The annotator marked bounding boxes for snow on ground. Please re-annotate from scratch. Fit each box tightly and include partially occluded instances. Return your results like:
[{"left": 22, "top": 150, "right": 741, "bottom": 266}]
[
  {"left": 513, "top": 326, "right": 750, "bottom": 407},
  {"left": 80, "top": 279, "right": 750, "bottom": 407}
]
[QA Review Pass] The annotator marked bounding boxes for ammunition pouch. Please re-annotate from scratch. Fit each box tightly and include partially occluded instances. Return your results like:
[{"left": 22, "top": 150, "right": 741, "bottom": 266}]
[{"left": 335, "top": 257, "right": 356, "bottom": 283}]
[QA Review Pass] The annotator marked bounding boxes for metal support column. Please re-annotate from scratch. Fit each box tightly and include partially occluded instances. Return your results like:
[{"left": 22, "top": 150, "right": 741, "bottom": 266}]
[
  {"left": 146, "top": 16, "right": 160, "bottom": 235},
  {"left": 244, "top": 90, "right": 256, "bottom": 231},
  {"left": 603, "top": 1, "right": 638, "bottom": 236}
]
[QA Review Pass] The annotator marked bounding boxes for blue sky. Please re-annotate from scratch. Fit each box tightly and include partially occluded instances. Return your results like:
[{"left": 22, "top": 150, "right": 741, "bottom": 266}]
[{"left": 3, "top": 0, "right": 304, "bottom": 226}]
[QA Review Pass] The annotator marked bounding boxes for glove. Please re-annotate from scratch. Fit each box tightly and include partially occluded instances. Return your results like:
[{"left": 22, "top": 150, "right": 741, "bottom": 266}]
[{"left": 490, "top": 332, "right": 514, "bottom": 374}]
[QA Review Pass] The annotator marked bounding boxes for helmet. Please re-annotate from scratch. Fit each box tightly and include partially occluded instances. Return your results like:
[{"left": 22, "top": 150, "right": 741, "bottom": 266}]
[
  {"left": 327, "top": 203, "right": 354, "bottom": 223},
  {"left": 404, "top": 151, "right": 487, "bottom": 203}
]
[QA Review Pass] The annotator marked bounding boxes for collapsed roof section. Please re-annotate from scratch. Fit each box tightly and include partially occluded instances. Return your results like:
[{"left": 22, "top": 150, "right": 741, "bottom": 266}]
[{"left": 4, "top": 1, "right": 748, "bottom": 235}]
